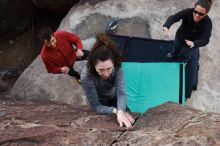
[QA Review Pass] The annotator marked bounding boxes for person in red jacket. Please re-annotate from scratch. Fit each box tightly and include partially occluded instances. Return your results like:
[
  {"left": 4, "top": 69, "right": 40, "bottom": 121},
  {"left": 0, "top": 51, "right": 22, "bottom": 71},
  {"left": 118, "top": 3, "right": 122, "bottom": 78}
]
[{"left": 40, "top": 29, "right": 89, "bottom": 83}]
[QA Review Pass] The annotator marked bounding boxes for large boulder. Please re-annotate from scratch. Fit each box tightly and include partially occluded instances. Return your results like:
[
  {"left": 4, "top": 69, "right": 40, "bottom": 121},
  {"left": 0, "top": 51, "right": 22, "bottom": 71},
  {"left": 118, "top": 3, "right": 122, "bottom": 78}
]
[
  {"left": 0, "top": 98, "right": 219, "bottom": 145},
  {"left": 11, "top": 0, "right": 220, "bottom": 113},
  {"left": 10, "top": 56, "right": 87, "bottom": 104}
]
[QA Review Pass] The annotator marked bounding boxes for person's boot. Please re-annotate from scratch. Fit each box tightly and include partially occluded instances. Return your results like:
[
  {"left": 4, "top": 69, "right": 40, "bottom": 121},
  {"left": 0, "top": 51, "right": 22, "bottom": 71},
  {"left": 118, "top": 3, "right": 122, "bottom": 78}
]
[
  {"left": 166, "top": 50, "right": 179, "bottom": 58},
  {"left": 192, "top": 85, "right": 197, "bottom": 90},
  {"left": 179, "top": 54, "right": 191, "bottom": 63},
  {"left": 75, "top": 72, "right": 81, "bottom": 84},
  {"left": 68, "top": 68, "right": 81, "bottom": 84},
  {"left": 0, "top": 79, "right": 8, "bottom": 93}
]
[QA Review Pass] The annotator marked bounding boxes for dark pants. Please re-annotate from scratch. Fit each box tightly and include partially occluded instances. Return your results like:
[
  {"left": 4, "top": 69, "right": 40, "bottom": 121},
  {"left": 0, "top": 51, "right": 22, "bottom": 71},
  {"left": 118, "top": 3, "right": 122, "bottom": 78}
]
[
  {"left": 191, "top": 48, "right": 199, "bottom": 88},
  {"left": 174, "top": 35, "right": 200, "bottom": 87},
  {"left": 68, "top": 50, "right": 90, "bottom": 78},
  {"left": 76, "top": 50, "right": 90, "bottom": 61},
  {"left": 173, "top": 35, "right": 197, "bottom": 61},
  {"left": 174, "top": 36, "right": 200, "bottom": 98}
]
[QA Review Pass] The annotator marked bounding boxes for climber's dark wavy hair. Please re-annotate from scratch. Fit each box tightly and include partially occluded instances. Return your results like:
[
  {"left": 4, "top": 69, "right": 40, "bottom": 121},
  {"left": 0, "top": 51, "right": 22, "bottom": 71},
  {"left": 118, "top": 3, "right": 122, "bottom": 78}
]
[
  {"left": 195, "top": 0, "right": 212, "bottom": 13},
  {"left": 87, "top": 33, "right": 122, "bottom": 76}
]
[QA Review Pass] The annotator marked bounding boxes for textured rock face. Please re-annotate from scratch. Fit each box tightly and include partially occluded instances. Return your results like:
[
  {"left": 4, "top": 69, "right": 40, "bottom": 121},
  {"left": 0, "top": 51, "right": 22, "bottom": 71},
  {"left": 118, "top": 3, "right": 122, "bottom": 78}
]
[
  {"left": 0, "top": 97, "right": 219, "bottom": 145},
  {"left": 114, "top": 103, "right": 220, "bottom": 145},
  {"left": 11, "top": 0, "right": 220, "bottom": 113},
  {"left": 0, "top": 97, "right": 138, "bottom": 145}
]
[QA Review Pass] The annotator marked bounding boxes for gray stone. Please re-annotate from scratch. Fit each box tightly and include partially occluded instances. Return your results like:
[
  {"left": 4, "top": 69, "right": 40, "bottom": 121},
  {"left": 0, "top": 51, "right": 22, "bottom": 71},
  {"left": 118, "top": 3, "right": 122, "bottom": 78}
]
[
  {"left": 10, "top": 57, "right": 87, "bottom": 105},
  {"left": 71, "top": 13, "right": 151, "bottom": 39}
]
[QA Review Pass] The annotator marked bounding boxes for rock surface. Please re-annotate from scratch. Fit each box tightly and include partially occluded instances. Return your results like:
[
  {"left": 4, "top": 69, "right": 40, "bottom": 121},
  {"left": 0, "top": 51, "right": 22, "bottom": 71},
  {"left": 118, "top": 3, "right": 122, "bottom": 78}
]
[
  {"left": 11, "top": 0, "right": 220, "bottom": 113},
  {"left": 115, "top": 103, "right": 220, "bottom": 145},
  {"left": 0, "top": 97, "right": 219, "bottom": 145}
]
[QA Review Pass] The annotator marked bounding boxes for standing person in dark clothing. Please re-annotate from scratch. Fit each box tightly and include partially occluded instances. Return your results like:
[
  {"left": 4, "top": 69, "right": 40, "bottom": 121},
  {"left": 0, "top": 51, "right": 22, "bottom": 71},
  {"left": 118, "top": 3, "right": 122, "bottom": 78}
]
[
  {"left": 40, "top": 29, "right": 89, "bottom": 83},
  {"left": 163, "top": 0, "right": 212, "bottom": 90},
  {"left": 81, "top": 33, "right": 134, "bottom": 129},
  {"left": 164, "top": 0, "right": 212, "bottom": 59}
]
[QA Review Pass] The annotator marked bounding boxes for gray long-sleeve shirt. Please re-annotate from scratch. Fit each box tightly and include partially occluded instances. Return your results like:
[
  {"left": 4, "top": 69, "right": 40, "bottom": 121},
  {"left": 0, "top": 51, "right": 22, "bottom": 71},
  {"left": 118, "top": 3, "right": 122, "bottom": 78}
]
[{"left": 81, "top": 66, "right": 127, "bottom": 115}]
